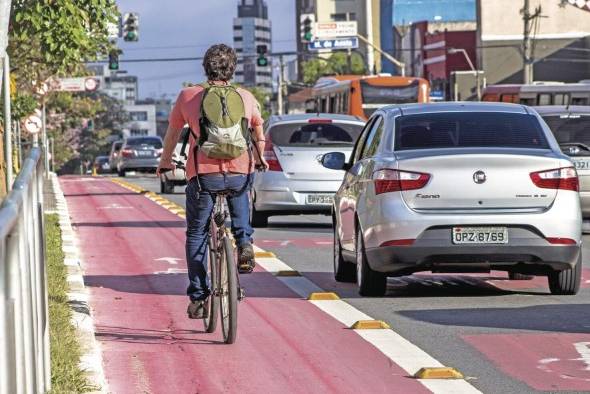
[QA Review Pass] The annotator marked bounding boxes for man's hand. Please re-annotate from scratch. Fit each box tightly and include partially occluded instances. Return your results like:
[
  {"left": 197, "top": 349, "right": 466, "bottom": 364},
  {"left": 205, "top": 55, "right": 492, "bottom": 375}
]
[
  {"left": 255, "top": 157, "right": 270, "bottom": 171},
  {"left": 156, "top": 162, "right": 175, "bottom": 177}
]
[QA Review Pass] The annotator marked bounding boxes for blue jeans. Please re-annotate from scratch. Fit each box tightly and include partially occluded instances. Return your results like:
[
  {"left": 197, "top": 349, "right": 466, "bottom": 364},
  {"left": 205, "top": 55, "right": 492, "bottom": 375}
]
[{"left": 185, "top": 173, "right": 253, "bottom": 301}]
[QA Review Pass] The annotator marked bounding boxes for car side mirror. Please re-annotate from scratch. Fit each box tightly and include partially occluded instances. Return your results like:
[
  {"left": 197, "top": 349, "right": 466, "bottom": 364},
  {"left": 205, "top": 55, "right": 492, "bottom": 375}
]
[{"left": 321, "top": 152, "right": 347, "bottom": 171}]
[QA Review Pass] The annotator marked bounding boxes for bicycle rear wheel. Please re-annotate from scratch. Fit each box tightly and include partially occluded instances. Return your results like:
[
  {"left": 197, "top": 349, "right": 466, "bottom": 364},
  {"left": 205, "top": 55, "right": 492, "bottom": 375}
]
[
  {"left": 203, "top": 233, "right": 219, "bottom": 333},
  {"left": 220, "top": 235, "right": 238, "bottom": 344}
]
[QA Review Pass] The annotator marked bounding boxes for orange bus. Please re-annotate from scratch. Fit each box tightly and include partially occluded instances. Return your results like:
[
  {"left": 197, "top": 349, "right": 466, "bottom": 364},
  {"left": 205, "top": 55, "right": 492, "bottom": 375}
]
[
  {"left": 482, "top": 82, "right": 590, "bottom": 106},
  {"left": 312, "top": 75, "right": 430, "bottom": 120}
]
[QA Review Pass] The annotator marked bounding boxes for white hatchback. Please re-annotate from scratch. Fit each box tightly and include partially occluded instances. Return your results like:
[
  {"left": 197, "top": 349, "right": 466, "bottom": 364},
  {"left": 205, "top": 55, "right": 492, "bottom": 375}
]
[{"left": 252, "top": 114, "right": 366, "bottom": 227}]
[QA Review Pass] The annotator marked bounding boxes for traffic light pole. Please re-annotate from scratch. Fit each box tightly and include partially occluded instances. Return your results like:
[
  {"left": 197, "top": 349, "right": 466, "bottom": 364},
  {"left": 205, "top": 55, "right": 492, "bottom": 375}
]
[
  {"left": 356, "top": 34, "right": 405, "bottom": 76},
  {"left": 277, "top": 55, "right": 285, "bottom": 115}
]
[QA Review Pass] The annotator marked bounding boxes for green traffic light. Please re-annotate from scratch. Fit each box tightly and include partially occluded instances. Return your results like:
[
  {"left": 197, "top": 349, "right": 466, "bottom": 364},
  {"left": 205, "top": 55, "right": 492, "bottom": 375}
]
[
  {"left": 257, "top": 56, "right": 268, "bottom": 67},
  {"left": 124, "top": 31, "right": 138, "bottom": 42},
  {"left": 304, "top": 32, "right": 313, "bottom": 41}
]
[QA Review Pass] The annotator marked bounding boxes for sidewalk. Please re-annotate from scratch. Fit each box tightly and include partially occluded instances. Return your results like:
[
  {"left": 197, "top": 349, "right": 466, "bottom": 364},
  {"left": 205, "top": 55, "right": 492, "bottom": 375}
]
[{"left": 60, "top": 176, "right": 430, "bottom": 394}]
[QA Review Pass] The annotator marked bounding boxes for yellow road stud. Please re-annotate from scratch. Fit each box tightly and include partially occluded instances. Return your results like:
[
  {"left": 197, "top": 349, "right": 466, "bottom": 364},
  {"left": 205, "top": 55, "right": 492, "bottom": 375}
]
[
  {"left": 350, "top": 320, "right": 391, "bottom": 330},
  {"left": 275, "top": 270, "right": 301, "bottom": 277},
  {"left": 255, "top": 251, "right": 276, "bottom": 258},
  {"left": 307, "top": 292, "right": 340, "bottom": 301},
  {"left": 414, "top": 367, "right": 464, "bottom": 380}
]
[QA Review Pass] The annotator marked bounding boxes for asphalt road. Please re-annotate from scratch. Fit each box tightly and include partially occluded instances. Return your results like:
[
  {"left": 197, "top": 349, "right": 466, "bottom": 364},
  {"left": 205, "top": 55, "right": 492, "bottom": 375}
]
[{"left": 117, "top": 173, "right": 590, "bottom": 394}]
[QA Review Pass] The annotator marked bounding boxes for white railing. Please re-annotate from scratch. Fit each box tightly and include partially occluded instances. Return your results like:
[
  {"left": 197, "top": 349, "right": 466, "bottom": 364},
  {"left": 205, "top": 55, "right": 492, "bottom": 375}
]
[{"left": 0, "top": 147, "right": 51, "bottom": 394}]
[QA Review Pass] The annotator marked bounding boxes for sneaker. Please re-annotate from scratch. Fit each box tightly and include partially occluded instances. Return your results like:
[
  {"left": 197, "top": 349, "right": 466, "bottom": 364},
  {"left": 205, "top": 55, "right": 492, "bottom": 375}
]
[
  {"left": 238, "top": 243, "right": 255, "bottom": 274},
  {"left": 187, "top": 299, "right": 209, "bottom": 319}
]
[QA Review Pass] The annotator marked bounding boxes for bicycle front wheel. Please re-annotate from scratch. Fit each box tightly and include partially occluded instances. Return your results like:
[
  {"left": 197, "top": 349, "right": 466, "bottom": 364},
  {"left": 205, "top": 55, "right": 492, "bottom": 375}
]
[
  {"left": 203, "top": 233, "right": 219, "bottom": 333},
  {"left": 220, "top": 235, "right": 238, "bottom": 344}
]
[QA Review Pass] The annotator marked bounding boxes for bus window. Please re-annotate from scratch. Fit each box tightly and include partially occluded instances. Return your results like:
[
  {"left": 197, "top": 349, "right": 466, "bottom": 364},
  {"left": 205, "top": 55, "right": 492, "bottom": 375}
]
[
  {"left": 572, "top": 97, "right": 589, "bottom": 105},
  {"left": 520, "top": 98, "right": 535, "bottom": 106},
  {"left": 329, "top": 95, "right": 336, "bottom": 113},
  {"left": 500, "top": 94, "right": 518, "bottom": 103},
  {"left": 554, "top": 93, "right": 569, "bottom": 105},
  {"left": 320, "top": 97, "right": 328, "bottom": 112},
  {"left": 538, "top": 93, "right": 552, "bottom": 106},
  {"left": 342, "top": 92, "right": 349, "bottom": 113},
  {"left": 482, "top": 94, "right": 499, "bottom": 102}
]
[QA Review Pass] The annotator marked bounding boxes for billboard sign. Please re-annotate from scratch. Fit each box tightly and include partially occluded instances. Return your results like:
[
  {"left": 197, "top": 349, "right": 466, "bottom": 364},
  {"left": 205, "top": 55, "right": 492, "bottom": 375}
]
[{"left": 314, "top": 21, "right": 357, "bottom": 39}]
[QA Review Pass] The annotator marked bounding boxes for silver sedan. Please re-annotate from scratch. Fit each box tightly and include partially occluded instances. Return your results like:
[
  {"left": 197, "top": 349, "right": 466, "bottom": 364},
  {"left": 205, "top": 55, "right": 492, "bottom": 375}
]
[{"left": 323, "top": 102, "right": 582, "bottom": 296}]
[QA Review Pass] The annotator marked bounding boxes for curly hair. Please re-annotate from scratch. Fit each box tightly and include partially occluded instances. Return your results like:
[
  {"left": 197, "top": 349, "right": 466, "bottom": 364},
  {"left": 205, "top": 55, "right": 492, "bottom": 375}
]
[{"left": 202, "top": 44, "right": 237, "bottom": 82}]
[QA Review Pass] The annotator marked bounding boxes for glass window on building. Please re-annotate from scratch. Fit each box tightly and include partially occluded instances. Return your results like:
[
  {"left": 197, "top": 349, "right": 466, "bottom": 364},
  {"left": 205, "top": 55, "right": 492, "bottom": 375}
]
[
  {"left": 130, "top": 129, "right": 149, "bottom": 136},
  {"left": 130, "top": 111, "right": 148, "bottom": 121}
]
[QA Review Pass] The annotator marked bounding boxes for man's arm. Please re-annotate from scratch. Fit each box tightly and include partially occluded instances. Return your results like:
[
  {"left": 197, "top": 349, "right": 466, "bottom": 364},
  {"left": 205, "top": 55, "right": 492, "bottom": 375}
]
[
  {"left": 251, "top": 125, "right": 268, "bottom": 169},
  {"left": 157, "top": 125, "right": 183, "bottom": 175}
]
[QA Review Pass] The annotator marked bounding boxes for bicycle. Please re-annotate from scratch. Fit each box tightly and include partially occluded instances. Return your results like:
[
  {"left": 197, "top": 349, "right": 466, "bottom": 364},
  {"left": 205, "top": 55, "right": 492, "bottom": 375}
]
[
  {"left": 202, "top": 190, "right": 245, "bottom": 344},
  {"left": 161, "top": 161, "right": 263, "bottom": 344}
]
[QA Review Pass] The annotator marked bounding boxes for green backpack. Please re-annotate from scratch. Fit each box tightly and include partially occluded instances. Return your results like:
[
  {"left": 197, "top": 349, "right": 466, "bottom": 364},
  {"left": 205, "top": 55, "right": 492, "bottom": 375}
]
[{"left": 197, "top": 82, "right": 250, "bottom": 159}]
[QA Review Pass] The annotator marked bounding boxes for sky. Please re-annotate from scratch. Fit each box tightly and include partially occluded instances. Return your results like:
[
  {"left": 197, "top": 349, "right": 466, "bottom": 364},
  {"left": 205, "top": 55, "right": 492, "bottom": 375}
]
[
  {"left": 393, "top": 0, "right": 476, "bottom": 25},
  {"left": 113, "top": 1, "right": 296, "bottom": 100}
]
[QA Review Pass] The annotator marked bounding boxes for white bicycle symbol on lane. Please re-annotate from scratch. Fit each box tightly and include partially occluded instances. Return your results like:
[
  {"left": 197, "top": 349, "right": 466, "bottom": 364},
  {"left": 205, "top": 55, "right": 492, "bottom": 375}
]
[{"left": 538, "top": 342, "right": 590, "bottom": 382}]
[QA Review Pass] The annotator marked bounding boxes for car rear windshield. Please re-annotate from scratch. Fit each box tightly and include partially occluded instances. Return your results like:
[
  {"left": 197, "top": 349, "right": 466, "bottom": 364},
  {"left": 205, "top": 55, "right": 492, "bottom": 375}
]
[
  {"left": 269, "top": 122, "right": 363, "bottom": 147},
  {"left": 395, "top": 112, "right": 549, "bottom": 151},
  {"left": 542, "top": 114, "right": 590, "bottom": 156},
  {"left": 126, "top": 137, "right": 162, "bottom": 149},
  {"left": 113, "top": 142, "right": 123, "bottom": 151}
]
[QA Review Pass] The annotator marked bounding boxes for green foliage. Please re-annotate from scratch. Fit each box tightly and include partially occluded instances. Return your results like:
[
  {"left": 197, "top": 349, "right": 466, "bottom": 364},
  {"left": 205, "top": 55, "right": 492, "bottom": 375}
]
[
  {"left": 248, "top": 86, "right": 271, "bottom": 120},
  {"left": 302, "top": 52, "right": 366, "bottom": 85},
  {"left": 45, "top": 214, "right": 97, "bottom": 393},
  {"left": 8, "top": 0, "right": 119, "bottom": 90}
]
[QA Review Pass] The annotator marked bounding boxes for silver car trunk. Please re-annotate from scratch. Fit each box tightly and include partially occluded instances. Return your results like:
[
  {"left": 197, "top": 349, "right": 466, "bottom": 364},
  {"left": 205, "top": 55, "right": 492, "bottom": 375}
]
[
  {"left": 275, "top": 146, "right": 352, "bottom": 181},
  {"left": 395, "top": 150, "right": 560, "bottom": 210}
]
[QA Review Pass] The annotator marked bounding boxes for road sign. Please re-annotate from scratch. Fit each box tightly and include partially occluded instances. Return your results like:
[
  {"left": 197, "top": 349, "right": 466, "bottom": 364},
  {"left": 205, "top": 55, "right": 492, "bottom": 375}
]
[
  {"left": 49, "top": 77, "right": 100, "bottom": 92},
  {"left": 24, "top": 115, "right": 42, "bottom": 134},
  {"left": 314, "top": 21, "right": 357, "bottom": 39},
  {"left": 308, "top": 37, "right": 359, "bottom": 51},
  {"left": 107, "top": 19, "right": 122, "bottom": 39}
]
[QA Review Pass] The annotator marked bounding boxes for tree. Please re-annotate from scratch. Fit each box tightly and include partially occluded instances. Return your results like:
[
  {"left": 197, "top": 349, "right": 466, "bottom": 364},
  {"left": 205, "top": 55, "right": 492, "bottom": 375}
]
[{"left": 301, "top": 52, "right": 366, "bottom": 85}]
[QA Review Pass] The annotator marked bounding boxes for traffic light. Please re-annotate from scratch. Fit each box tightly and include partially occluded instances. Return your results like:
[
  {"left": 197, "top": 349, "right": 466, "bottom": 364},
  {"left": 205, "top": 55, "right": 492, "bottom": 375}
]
[
  {"left": 123, "top": 12, "right": 139, "bottom": 42},
  {"left": 256, "top": 45, "right": 268, "bottom": 67},
  {"left": 108, "top": 50, "right": 119, "bottom": 70},
  {"left": 300, "top": 13, "right": 315, "bottom": 43}
]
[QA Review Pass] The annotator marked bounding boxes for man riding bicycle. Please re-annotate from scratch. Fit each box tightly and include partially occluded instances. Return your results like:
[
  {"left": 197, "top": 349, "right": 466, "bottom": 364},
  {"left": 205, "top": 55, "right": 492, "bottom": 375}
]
[{"left": 157, "top": 44, "right": 268, "bottom": 319}]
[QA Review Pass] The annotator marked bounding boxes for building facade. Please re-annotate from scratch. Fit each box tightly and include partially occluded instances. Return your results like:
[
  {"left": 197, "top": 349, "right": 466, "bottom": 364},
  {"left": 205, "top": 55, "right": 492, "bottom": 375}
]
[
  {"left": 122, "top": 104, "right": 157, "bottom": 138},
  {"left": 477, "top": 0, "right": 590, "bottom": 84},
  {"left": 233, "top": 0, "right": 272, "bottom": 90},
  {"left": 295, "top": 0, "right": 387, "bottom": 77},
  {"left": 87, "top": 64, "right": 138, "bottom": 105}
]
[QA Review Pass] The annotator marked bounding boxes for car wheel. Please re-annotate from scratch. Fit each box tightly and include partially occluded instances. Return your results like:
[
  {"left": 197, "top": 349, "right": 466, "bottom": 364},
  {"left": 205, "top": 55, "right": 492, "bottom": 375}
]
[
  {"left": 508, "top": 272, "right": 534, "bottom": 280},
  {"left": 160, "top": 177, "right": 174, "bottom": 194},
  {"left": 118, "top": 169, "right": 126, "bottom": 177},
  {"left": 251, "top": 208, "right": 268, "bottom": 228},
  {"left": 548, "top": 253, "right": 582, "bottom": 295},
  {"left": 356, "top": 227, "right": 386, "bottom": 297},
  {"left": 334, "top": 220, "right": 356, "bottom": 282}
]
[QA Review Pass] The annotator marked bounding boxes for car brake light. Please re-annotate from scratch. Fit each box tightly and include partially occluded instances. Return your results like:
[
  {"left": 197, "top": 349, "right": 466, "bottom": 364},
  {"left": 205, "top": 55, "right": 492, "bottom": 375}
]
[
  {"left": 308, "top": 118, "right": 332, "bottom": 124},
  {"left": 546, "top": 237, "right": 577, "bottom": 245},
  {"left": 372, "top": 169, "right": 430, "bottom": 194},
  {"left": 263, "top": 138, "right": 283, "bottom": 172},
  {"left": 530, "top": 167, "right": 578, "bottom": 191},
  {"left": 380, "top": 239, "right": 415, "bottom": 247},
  {"left": 121, "top": 148, "right": 134, "bottom": 158}
]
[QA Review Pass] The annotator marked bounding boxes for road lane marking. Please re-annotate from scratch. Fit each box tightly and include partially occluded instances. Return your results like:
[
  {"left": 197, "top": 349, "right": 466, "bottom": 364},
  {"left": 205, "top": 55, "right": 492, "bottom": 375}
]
[
  {"left": 154, "top": 257, "right": 182, "bottom": 265},
  {"left": 112, "top": 177, "right": 481, "bottom": 394}
]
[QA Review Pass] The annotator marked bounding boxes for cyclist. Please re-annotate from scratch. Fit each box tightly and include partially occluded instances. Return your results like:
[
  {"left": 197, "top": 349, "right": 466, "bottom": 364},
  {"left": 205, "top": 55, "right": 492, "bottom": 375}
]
[{"left": 157, "top": 44, "right": 268, "bottom": 319}]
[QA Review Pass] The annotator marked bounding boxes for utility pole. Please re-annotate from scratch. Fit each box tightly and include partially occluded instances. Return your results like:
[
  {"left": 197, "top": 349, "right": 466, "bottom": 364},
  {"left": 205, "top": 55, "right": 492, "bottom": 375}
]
[
  {"left": 365, "top": 0, "right": 375, "bottom": 75},
  {"left": 522, "top": 0, "right": 542, "bottom": 84},
  {"left": 277, "top": 55, "right": 285, "bottom": 115}
]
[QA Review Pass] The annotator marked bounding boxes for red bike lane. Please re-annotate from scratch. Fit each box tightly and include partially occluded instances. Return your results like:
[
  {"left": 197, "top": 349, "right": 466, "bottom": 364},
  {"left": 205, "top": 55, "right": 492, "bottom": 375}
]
[{"left": 60, "top": 177, "right": 429, "bottom": 394}]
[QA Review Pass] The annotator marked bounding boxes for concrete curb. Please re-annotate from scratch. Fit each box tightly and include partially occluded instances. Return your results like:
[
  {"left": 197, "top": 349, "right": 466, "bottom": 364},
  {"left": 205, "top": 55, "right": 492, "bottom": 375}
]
[{"left": 47, "top": 173, "right": 108, "bottom": 393}]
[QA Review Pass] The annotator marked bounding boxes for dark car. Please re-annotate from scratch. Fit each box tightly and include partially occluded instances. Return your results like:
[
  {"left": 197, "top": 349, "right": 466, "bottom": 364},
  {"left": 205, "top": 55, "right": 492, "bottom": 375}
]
[
  {"left": 93, "top": 156, "right": 110, "bottom": 174},
  {"left": 117, "top": 136, "right": 163, "bottom": 177}
]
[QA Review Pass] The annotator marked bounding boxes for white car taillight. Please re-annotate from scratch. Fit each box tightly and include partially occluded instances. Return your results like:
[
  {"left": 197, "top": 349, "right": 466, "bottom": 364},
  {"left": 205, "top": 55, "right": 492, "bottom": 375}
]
[
  {"left": 530, "top": 167, "right": 578, "bottom": 192},
  {"left": 372, "top": 169, "right": 430, "bottom": 195}
]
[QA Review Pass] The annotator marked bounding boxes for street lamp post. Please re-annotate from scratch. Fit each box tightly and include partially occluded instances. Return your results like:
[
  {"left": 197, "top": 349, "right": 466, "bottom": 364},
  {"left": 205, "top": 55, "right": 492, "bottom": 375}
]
[{"left": 448, "top": 48, "right": 481, "bottom": 101}]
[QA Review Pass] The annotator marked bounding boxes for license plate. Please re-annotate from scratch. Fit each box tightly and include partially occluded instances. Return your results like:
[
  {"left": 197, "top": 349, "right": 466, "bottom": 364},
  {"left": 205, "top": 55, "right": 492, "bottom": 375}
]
[
  {"left": 136, "top": 150, "right": 152, "bottom": 157},
  {"left": 306, "top": 194, "right": 334, "bottom": 205},
  {"left": 573, "top": 159, "right": 590, "bottom": 170},
  {"left": 452, "top": 227, "right": 508, "bottom": 244}
]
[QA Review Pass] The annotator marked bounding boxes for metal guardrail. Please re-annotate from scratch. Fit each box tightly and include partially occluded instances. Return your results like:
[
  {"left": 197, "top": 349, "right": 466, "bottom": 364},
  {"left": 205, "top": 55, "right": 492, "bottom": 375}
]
[{"left": 0, "top": 147, "right": 51, "bottom": 394}]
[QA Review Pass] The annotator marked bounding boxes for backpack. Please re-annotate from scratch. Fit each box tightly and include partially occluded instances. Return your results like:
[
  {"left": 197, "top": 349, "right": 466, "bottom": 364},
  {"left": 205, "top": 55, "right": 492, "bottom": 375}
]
[{"left": 193, "top": 82, "right": 250, "bottom": 159}]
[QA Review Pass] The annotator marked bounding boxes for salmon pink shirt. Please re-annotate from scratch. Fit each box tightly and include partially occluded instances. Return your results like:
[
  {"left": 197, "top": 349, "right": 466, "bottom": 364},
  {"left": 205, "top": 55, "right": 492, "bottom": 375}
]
[{"left": 163, "top": 84, "right": 263, "bottom": 180}]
